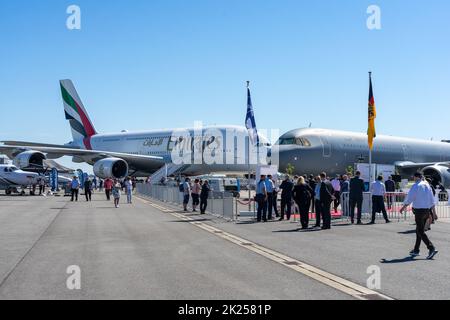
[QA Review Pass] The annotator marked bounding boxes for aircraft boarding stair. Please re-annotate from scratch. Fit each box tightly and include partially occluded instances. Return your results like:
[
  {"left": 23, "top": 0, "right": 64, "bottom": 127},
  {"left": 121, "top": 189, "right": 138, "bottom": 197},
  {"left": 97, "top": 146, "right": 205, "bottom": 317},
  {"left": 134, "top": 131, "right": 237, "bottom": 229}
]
[{"left": 149, "top": 163, "right": 189, "bottom": 184}]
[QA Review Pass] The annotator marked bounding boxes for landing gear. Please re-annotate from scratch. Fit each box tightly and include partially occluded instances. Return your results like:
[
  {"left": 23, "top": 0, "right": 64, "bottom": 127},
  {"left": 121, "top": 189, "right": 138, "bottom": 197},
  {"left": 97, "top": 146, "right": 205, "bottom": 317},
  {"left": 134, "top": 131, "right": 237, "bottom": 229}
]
[{"left": 5, "top": 188, "right": 12, "bottom": 195}]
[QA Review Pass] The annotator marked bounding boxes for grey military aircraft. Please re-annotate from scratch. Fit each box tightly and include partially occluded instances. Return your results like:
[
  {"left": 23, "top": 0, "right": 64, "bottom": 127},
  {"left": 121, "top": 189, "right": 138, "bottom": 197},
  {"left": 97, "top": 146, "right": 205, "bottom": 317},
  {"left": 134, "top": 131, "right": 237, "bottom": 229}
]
[{"left": 274, "top": 128, "right": 450, "bottom": 187}]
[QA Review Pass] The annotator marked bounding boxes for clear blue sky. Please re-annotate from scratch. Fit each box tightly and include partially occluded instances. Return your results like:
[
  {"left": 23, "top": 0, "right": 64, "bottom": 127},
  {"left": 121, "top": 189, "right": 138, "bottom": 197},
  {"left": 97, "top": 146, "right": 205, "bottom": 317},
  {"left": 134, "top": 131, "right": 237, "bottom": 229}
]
[{"left": 1, "top": 0, "right": 449, "bottom": 172}]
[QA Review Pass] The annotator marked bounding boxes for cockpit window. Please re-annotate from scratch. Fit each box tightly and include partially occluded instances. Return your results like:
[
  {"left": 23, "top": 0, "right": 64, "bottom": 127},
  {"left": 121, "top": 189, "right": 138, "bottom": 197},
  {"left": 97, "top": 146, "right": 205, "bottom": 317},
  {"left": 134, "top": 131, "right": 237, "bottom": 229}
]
[
  {"left": 277, "top": 137, "right": 312, "bottom": 147},
  {"left": 10, "top": 166, "right": 19, "bottom": 171},
  {"left": 277, "top": 138, "right": 295, "bottom": 145},
  {"left": 298, "top": 138, "right": 311, "bottom": 147}
]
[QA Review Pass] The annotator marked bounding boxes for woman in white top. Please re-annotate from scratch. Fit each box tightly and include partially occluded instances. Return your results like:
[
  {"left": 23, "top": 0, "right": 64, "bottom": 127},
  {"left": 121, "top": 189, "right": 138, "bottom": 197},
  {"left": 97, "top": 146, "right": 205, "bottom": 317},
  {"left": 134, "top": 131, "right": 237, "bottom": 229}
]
[
  {"left": 125, "top": 177, "right": 133, "bottom": 204},
  {"left": 191, "top": 179, "right": 201, "bottom": 212},
  {"left": 112, "top": 181, "right": 122, "bottom": 208}
]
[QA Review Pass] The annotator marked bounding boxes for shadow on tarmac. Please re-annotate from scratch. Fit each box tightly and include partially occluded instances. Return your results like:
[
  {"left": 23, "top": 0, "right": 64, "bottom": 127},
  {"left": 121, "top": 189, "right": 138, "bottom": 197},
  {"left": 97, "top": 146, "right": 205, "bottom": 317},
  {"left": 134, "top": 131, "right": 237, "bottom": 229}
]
[
  {"left": 170, "top": 218, "right": 213, "bottom": 223},
  {"left": 273, "top": 227, "right": 323, "bottom": 233},
  {"left": 398, "top": 230, "right": 416, "bottom": 235},
  {"left": 272, "top": 228, "right": 302, "bottom": 233},
  {"left": 380, "top": 256, "right": 427, "bottom": 264}
]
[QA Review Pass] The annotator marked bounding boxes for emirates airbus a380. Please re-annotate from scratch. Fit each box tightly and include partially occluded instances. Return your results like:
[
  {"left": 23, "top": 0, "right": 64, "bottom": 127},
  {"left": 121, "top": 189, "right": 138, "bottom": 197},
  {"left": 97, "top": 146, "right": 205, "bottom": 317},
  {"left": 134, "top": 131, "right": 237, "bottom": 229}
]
[{"left": 0, "top": 80, "right": 271, "bottom": 180}]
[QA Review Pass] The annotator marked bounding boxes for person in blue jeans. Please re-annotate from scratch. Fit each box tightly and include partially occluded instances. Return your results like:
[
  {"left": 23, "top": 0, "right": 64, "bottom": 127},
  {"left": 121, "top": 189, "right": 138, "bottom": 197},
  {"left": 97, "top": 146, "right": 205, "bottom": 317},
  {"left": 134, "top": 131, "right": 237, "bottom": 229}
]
[
  {"left": 70, "top": 176, "right": 80, "bottom": 202},
  {"left": 125, "top": 177, "right": 133, "bottom": 204},
  {"left": 265, "top": 175, "right": 275, "bottom": 220},
  {"left": 182, "top": 178, "right": 191, "bottom": 212}
]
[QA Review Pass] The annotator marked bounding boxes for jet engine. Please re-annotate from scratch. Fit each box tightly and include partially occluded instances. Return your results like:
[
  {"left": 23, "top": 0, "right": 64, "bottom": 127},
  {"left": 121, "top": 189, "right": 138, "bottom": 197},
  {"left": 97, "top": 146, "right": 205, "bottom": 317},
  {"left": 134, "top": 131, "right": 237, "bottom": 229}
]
[
  {"left": 13, "top": 151, "right": 46, "bottom": 169},
  {"left": 93, "top": 158, "right": 129, "bottom": 179},
  {"left": 423, "top": 164, "right": 450, "bottom": 187}
]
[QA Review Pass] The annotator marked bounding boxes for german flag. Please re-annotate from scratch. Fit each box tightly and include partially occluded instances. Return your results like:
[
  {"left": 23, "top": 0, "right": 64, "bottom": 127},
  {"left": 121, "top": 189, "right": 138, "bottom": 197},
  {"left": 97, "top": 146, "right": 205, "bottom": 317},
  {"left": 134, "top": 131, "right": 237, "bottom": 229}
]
[{"left": 368, "top": 73, "right": 377, "bottom": 150}]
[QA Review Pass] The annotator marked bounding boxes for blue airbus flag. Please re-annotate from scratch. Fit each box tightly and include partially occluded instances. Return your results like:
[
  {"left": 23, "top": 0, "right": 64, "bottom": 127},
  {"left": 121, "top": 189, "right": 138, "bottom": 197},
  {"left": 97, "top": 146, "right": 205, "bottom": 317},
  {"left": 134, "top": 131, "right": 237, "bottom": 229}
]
[
  {"left": 245, "top": 83, "right": 259, "bottom": 146},
  {"left": 50, "top": 168, "right": 58, "bottom": 192},
  {"left": 77, "top": 169, "right": 84, "bottom": 189}
]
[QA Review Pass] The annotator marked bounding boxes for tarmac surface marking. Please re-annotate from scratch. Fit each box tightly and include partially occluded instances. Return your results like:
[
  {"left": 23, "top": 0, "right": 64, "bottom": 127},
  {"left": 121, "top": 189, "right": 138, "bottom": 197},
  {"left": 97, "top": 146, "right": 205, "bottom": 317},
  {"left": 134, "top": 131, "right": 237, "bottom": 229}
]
[{"left": 136, "top": 196, "right": 393, "bottom": 301}]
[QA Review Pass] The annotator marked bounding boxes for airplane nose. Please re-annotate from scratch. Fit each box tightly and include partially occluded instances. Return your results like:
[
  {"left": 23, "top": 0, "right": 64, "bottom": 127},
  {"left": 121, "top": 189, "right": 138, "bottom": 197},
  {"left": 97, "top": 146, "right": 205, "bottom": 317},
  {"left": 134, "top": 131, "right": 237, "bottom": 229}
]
[
  {"left": 28, "top": 173, "right": 39, "bottom": 183},
  {"left": 278, "top": 148, "right": 300, "bottom": 171}
]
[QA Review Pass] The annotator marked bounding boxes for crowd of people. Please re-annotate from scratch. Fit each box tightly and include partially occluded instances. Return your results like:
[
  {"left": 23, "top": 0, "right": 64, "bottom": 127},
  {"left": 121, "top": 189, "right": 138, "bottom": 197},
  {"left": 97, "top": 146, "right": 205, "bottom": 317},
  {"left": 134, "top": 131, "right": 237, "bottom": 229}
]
[
  {"left": 69, "top": 176, "right": 137, "bottom": 208},
  {"left": 179, "top": 178, "right": 211, "bottom": 214},
  {"left": 252, "top": 171, "right": 433, "bottom": 229},
  {"left": 253, "top": 170, "right": 439, "bottom": 259},
  {"left": 175, "top": 171, "right": 404, "bottom": 229}
]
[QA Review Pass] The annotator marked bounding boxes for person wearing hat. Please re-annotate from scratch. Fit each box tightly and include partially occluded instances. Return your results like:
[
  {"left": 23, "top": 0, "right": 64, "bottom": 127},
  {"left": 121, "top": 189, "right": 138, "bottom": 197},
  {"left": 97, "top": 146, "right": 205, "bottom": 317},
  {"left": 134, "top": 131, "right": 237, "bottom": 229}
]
[{"left": 400, "top": 172, "right": 439, "bottom": 260}]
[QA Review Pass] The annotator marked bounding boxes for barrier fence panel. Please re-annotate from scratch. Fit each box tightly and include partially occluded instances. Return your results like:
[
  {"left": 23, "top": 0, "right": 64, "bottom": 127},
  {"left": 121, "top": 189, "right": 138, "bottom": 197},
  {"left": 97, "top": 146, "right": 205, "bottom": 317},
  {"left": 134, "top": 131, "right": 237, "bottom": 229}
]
[
  {"left": 136, "top": 184, "right": 450, "bottom": 224},
  {"left": 136, "top": 183, "right": 237, "bottom": 221},
  {"left": 340, "top": 191, "right": 450, "bottom": 221}
]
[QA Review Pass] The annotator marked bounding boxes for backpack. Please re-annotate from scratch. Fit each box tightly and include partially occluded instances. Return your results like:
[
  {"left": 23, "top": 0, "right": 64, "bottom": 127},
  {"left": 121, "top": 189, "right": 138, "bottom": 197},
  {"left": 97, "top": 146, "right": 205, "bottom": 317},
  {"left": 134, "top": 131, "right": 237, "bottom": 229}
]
[{"left": 179, "top": 183, "right": 185, "bottom": 192}]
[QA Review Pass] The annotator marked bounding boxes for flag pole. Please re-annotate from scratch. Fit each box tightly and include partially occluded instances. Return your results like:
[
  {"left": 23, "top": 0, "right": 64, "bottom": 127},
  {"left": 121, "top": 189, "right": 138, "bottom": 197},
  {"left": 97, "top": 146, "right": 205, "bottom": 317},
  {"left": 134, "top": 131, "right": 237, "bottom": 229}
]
[
  {"left": 368, "top": 71, "right": 373, "bottom": 218},
  {"left": 247, "top": 81, "right": 252, "bottom": 212},
  {"left": 369, "top": 71, "right": 373, "bottom": 186}
]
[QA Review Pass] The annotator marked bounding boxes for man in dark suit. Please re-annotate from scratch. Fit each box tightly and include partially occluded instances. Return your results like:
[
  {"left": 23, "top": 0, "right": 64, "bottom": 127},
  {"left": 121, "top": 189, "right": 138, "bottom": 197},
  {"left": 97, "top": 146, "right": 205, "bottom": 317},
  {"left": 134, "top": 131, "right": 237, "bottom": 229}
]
[
  {"left": 349, "top": 171, "right": 365, "bottom": 224},
  {"left": 319, "top": 172, "right": 334, "bottom": 230},
  {"left": 385, "top": 176, "right": 396, "bottom": 210},
  {"left": 279, "top": 176, "right": 294, "bottom": 221}
]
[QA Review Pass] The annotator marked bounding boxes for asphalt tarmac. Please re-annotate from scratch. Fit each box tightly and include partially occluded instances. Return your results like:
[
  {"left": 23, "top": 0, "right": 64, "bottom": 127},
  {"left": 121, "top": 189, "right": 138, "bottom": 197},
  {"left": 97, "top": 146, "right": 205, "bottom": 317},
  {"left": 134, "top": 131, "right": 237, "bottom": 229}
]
[
  {"left": 1, "top": 192, "right": 448, "bottom": 300},
  {"left": 0, "top": 193, "right": 349, "bottom": 300}
]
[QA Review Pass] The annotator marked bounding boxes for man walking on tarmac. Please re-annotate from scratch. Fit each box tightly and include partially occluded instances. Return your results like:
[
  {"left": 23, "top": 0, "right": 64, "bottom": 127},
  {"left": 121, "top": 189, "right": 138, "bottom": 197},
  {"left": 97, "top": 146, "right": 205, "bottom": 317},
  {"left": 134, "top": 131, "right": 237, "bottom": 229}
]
[
  {"left": 400, "top": 172, "right": 439, "bottom": 260},
  {"left": 369, "top": 176, "right": 391, "bottom": 224}
]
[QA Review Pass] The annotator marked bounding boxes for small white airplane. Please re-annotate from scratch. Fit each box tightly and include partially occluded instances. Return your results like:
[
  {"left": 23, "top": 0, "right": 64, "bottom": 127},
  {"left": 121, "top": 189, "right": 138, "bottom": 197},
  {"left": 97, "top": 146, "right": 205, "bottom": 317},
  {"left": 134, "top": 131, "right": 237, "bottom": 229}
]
[{"left": 0, "top": 164, "right": 39, "bottom": 195}]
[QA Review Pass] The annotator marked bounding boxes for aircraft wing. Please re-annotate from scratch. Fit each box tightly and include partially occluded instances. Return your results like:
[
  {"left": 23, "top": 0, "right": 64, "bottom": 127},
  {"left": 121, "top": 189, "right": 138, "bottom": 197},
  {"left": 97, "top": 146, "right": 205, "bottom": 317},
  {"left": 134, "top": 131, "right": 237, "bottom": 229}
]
[
  {"left": 0, "top": 144, "right": 165, "bottom": 173},
  {"left": 395, "top": 161, "right": 450, "bottom": 171},
  {"left": 1, "top": 141, "right": 80, "bottom": 149}
]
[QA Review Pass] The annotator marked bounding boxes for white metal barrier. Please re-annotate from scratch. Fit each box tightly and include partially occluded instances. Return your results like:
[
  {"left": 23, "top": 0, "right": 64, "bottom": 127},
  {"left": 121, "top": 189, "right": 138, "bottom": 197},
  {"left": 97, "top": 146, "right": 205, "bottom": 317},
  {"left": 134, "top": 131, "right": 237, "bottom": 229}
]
[
  {"left": 340, "top": 192, "right": 450, "bottom": 221},
  {"left": 136, "top": 183, "right": 236, "bottom": 221}
]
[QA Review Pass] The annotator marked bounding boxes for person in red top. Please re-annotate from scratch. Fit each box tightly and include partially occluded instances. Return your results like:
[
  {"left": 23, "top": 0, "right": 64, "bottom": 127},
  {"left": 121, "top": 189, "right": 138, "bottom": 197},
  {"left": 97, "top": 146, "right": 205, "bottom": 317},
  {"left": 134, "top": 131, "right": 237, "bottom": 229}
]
[{"left": 104, "top": 178, "right": 114, "bottom": 201}]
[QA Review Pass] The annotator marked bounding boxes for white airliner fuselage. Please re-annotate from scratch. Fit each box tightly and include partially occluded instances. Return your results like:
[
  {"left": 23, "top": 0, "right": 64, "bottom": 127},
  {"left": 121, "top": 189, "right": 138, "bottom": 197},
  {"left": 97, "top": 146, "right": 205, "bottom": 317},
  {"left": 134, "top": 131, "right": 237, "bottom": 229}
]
[{"left": 70, "top": 125, "right": 271, "bottom": 177}]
